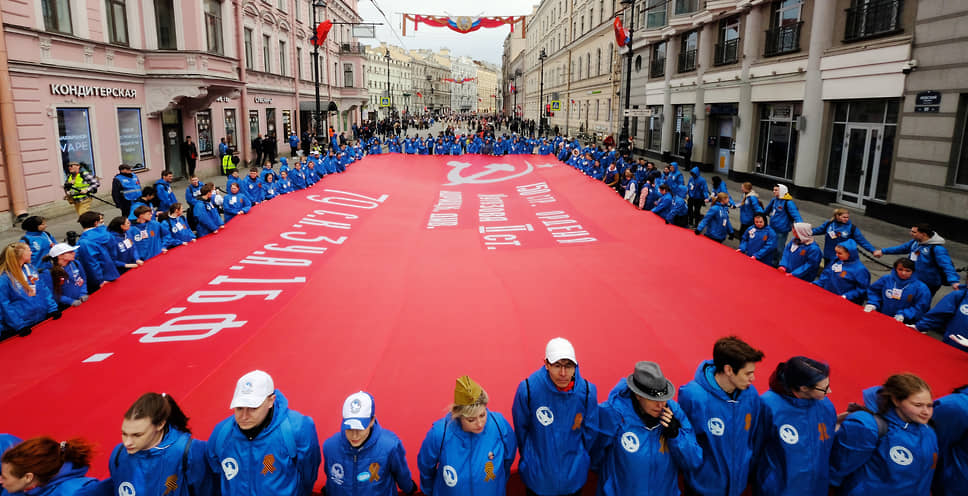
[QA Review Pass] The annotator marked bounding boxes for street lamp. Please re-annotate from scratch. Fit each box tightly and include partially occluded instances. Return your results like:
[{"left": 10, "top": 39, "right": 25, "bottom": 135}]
[
  {"left": 513, "top": 69, "right": 521, "bottom": 118},
  {"left": 311, "top": 0, "right": 327, "bottom": 136},
  {"left": 384, "top": 48, "right": 392, "bottom": 118},
  {"left": 619, "top": 0, "right": 635, "bottom": 157},
  {"left": 538, "top": 48, "right": 547, "bottom": 137}
]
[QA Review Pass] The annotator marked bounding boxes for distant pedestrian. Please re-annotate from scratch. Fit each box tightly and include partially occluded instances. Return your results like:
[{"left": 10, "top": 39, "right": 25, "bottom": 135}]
[{"left": 181, "top": 137, "right": 198, "bottom": 177}]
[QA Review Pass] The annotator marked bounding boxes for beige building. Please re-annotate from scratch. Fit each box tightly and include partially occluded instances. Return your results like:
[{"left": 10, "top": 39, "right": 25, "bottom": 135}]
[
  {"left": 475, "top": 61, "right": 501, "bottom": 114},
  {"left": 502, "top": 18, "right": 528, "bottom": 116}
]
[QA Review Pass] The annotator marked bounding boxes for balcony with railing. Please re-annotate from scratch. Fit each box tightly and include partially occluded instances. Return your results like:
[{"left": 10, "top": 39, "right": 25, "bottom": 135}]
[
  {"left": 764, "top": 21, "right": 803, "bottom": 57},
  {"left": 714, "top": 38, "right": 739, "bottom": 66},
  {"left": 678, "top": 49, "right": 697, "bottom": 73},
  {"left": 339, "top": 42, "right": 367, "bottom": 55},
  {"left": 844, "top": 0, "right": 903, "bottom": 42},
  {"left": 650, "top": 57, "right": 666, "bottom": 78}
]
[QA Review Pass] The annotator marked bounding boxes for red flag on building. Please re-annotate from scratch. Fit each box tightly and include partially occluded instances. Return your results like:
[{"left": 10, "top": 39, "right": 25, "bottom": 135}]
[
  {"left": 312, "top": 20, "right": 333, "bottom": 46},
  {"left": 613, "top": 17, "right": 629, "bottom": 48},
  {"left": 417, "top": 92, "right": 423, "bottom": 98}
]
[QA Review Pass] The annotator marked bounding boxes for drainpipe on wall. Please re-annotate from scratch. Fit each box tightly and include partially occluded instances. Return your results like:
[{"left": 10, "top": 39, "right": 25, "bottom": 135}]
[
  {"left": 234, "top": 0, "right": 251, "bottom": 164},
  {"left": 0, "top": 8, "right": 29, "bottom": 223}
]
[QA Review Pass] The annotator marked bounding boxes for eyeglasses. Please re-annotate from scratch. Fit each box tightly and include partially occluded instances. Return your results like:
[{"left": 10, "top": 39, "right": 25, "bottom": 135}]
[
  {"left": 547, "top": 361, "right": 576, "bottom": 371},
  {"left": 813, "top": 384, "right": 831, "bottom": 394}
]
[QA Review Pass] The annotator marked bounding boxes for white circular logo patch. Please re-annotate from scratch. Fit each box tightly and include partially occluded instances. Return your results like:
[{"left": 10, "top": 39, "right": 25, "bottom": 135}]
[
  {"left": 221, "top": 457, "right": 239, "bottom": 480},
  {"left": 536, "top": 406, "right": 554, "bottom": 426},
  {"left": 118, "top": 482, "right": 136, "bottom": 496},
  {"left": 959, "top": 304, "right": 968, "bottom": 316},
  {"left": 708, "top": 418, "right": 726, "bottom": 436},
  {"left": 442, "top": 465, "right": 458, "bottom": 487},
  {"left": 779, "top": 424, "right": 799, "bottom": 445},
  {"left": 620, "top": 432, "right": 640, "bottom": 453},
  {"left": 890, "top": 446, "right": 914, "bottom": 466}
]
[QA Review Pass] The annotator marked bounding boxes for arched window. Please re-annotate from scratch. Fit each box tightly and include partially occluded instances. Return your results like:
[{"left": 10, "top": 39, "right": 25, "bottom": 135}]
[
  {"left": 577, "top": 58, "right": 582, "bottom": 80},
  {"left": 596, "top": 48, "right": 601, "bottom": 76},
  {"left": 585, "top": 52, "right": 591, "bottom": 78},
  {"left": 608, "top": 42, "right": 613, "bottom": 71}
]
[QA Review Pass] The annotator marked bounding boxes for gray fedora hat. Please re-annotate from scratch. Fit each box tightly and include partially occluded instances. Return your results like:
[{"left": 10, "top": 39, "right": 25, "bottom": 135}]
[{"left": 627, "top": 361, "right": 675, "bottom": 401}]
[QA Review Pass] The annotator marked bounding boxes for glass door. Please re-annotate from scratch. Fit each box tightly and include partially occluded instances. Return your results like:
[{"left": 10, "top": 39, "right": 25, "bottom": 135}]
[{"left": 837, "top": 125, "right": 882, "bottom": 206}]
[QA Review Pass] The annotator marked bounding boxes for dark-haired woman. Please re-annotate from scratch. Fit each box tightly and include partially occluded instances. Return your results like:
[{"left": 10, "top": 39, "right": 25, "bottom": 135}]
[
  {"left": 19, "top": 216, "right": 57, "bottom": 272},
  {"left": 932, "top": 384, "right": 968, "bottom": 495},
  {"left": 830, "top": 373, "right": 937, "bottom": 495},
  {"left": 755, "top": 357, "right": 835, "bottom": 495},
  {"left": 41, "top": 243, "right": 88, "bottom": 311},
  {"left": 738, "top": 213, "right": 777, "bottom": 266},
  {"left": 106, "top": 217, "right": 143, "bottom": 274},
  {"left": 96, "top": 392, "right": 216, "bottom": 496},
  {"left": 0, "top": 437, "right": 98, "bottom": 495}
]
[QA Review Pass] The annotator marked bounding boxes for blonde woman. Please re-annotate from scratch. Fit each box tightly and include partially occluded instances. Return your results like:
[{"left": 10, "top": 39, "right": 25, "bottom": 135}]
[{"left": 0, "top": 242, "right": 57, "bottom": 338}]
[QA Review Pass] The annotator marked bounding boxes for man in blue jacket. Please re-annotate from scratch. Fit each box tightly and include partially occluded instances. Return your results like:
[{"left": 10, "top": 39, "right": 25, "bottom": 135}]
[
  {"left": 765, "top": 184, "right": 803, "bottom": 265},
  {"left": 686, "top": 167, "right": 709, "bottom": 227},
  {"left": 678, "top": 336, "right": 764, "bottom": 496},
  {"left": 512, "top": 338, "right": 599, "bottom": 496},
  {"left": 154, "top": 170, "right": 178, "bottom": 214},
  {"left": 914, "top": 282, "right": 968, "bottom": 352},
  {"left": 875, "top": 223, "right": 961, "bottom": 297},
  {"left": 76, "top": 211, "right": 120, "bottom": 293},
  {"left": 111, "top": 164, "right": 142, "bottom": 219},
  {"left": 207, "top": 370, "right": 321, "bottom": 496},
  {"left": 322, "top": 392, "right": 417, "bottom": 496}
]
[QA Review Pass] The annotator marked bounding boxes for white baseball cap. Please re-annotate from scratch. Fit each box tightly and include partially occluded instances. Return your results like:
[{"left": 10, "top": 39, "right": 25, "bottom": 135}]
[
  {"left": 230, "top": 370, "right": 274, "bottom": 409},
  {"left": 48, "top": 243, "right": 77, "bottom": 258},
  {"left": 545, "top": 337, "right": 577, "bottom": 365},
  {"left": 342, "top": 391, "right": 374, "bottom": 430}
]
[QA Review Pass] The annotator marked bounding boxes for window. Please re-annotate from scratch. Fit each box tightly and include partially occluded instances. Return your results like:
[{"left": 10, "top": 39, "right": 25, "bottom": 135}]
[
  {"left": 244, "top": 29, "right": 254, "bottom": 68},
  {"left": 155, "top": 0, "right": 176, "bottom": 49},
  {"left": 195, "top": 110, "right": 213, "bottom": 157},
  {"left": 104, "top": 0, "right": 129, "bottom": 45},
  {"left": 674, "top": 105, "right": 693, "bottom": 157},
  {"left": 715, "top": 16, "right": 740, "bottom": 66},
  {"left": 344, "top": 64, "right": 354, "bottom": 87},
  {"left": 647, "top": 106, "right": 662, "bottom": 151},
  {"left": 204, "top": 0, "right": 223, "bottom": 54},
  {"left": 678, "top": 31, "right": 697, "bottom": 72},
  {"left": 282, "top": 110, "right": 292, "bottom": 141},
  {"left": 586, "top": 53, "right": 591, "bottom": 78},
  {"left": 634, "top": 55, "right": 642, "bottom": 73},
  {"left": 57, "top": 109, "right": 95, "bottom": 175},
  {"left": 756, "top": 103, "right": 802, "bottom": 179},
  {"left": 596, "top": 48, "right": 601, "bottom": 76},
  {"left": 42, "top": 0, "right": 73, "bottom": 34},
  {"left": 117, "top": 109, "right": 146, "bottom": 171},
  {"left": 263, "top": 34, "right": 271, "bottom": 72},
  {"left": 608, "top": 43, "right": 613, "bottom": 71},
  {"left": 296, "top": 47, "right": 303, "bottom": 79},
  {"left": 277, "top": 0, "right": 285, "bottom": 11},
  {"left": 646, "top": 0, "right": 667, "bottom": 28},
  {"left": 765, "top": 0, "right": 803, "bottom": 56},
  {"left": 675, "top": 0, "right": 699, "bottom": 15},
  {"left": 266, "top": 108, "right": 276, "bottom": 136},
  {"left": 249, "top": 110, "right": 259, "bottom": 137},
  {"left": 577, "top": 57, "right": 582, "bottom": 80},
  {"left": 295, "top": 0, "right": 301, "bottom": 21},
  {"left": 845, "top": 0, "right": 903, "bottom": 41},
  {"left": 279, "top": 40, "right": 287, "bottom": 75},
  {"left": 651, "top": 42, "right": 666, "bottom": 78},
  {"left": 224, "top": 108, "right": 237, "bottom": 149}
]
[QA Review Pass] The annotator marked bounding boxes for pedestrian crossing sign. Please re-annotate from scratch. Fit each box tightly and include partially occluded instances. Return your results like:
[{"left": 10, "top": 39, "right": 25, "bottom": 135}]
[
  {"left": 380, "top": 97, "right": 390, "bottom": 107},
  {"left": 551, "top": 100, "right": 561, "bottom": 112}
]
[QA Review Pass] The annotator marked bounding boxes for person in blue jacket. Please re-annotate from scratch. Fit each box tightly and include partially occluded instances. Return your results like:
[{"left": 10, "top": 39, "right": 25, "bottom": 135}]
[
  {"left": 184, "top": 176, "right": 205, "bottom": 205},
  {"left": 206, "top": 370, "right": 321, "bottom": 496},
  {"left": 191, "top": 184, "right": 223, "bottom": 238},
  {"left": 128, "top": 206, "right": 166, "bottom": 261},
  {"left": 240, "top": 168, "right": 264, "bottom": 205},
  {"left": 0, "top": 242, "right": 58, "bottom": 338},
  {"left": 263, "top": 173, "right": 280, "bottom": 200},
  {"left": 813, "top": 239, "right": 870, "bottom": 304},
  {"left": 875, "top": 223, "right": 961, "bottom": 296},
  {"left": 225, "top": 168, "right": 242, "bottom": 193},
  {"left": 0, "top": 433, "right": 22, "bottom": 496},
  {"left": 708, "top": 176, "right": 735, "bottom": 207},
  {"left": 765, "top": 184, "right": 803, "bottom": 265},
  {"left": 154, "top": 170, "right": 178, "bottom": 214},
  {"left": 42, "top": 243, "right": 88, "bottom": 311},
  {"left": 932, "top": 384, "right": 968, "bottom": 495},
  {"left": 127, "top": 186, "right": 157, "bottom": 221},
  {"left": 405, "top": 137, "right": 418, "bottom": 154},
  {"left": 19, "top": 216, "right": 58, "bottom": 272},
  {"left": 106, "top": 216, "right": 143, "bottom": 273},
  {"left": 222, "top": 182, "right": 253, "bottom": 223},
  {"left": 277, "top": 170, "right": 293, "bottom": 195},
  {"left": 913, "top": 284, "right": 968, "bottom": 352},
  {"left": 667, "top": 162, "right": 685, "bottom": 192},
  {"left": 686, "top": 167, "right": 709, "bottom": 227},
  {"left": 738, "top": 183, "right": 765, "bottom": 235},
  {"left": 112, "top": 163, "right": 143, "bottom": 219},
  {"left": 779, "top": 223, "right": 823, "bottom": 282},
  {"left": 677, "top": 336, "right": 765, "bottom": 496},
  {"left": 0, "top": 437, "right": 98, "bottom": 495},
  {"left": 90, "top": 392, "right": 216, "bottom": 496},
  {"left": 322, "top": 392, "right": 417, "bottom": 496},
  {"left": 756, "top": 356, "right": 836, "bottom": 496},
  {"left": 864, "top": 258, "right": 932, "bottom": 324},
  {"left": 830, "top": 373, "right": 937, "bottom": 496},
  {"left": 738, "top": 214, "right": 777, "bottom": 265},
  {"left": 417, "top": 376, "right": 516, "bottom": 496},
  {"left": 812, "top": 208, "right": 878, "bottom": 266},
  {"left": 695, "top": 192, "right": 735, "bottom": 243},
  {"left": 596, "top": 361, "right": 701, "bottom": 496},
  {"left": 511, "top": 338, "right": 599, "bottom": 496},
  {"left": 651, "top": 184, "right": 677, "bottom": 224},
  {"left": 159, "top": 204, "right": 196, "bottom": 249}
]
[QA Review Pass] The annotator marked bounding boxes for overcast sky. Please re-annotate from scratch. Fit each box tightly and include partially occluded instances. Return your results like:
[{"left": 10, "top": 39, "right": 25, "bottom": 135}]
[{"left": 356, "top": 0, "right": 533, "bottom": 66}]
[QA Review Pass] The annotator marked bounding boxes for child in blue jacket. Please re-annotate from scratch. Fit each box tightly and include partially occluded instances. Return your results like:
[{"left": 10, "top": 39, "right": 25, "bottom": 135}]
[
  {"left": 19, "top": 216, "right": 57, "bottom": 271},
  {"left": 277, "top": 170, "right": 293, "bottom": 195},
  {"left": 127, "top": 206, "right": 166, "bottom": 261},
  {"left": 75, "top": 212, "right": 120, "bottom": 293},
  {"left": 42, "top": 243, "right": 88, "bottom": 310},
  {"left": 864, "top": 258, "right": 932, "bottom": 324},
  {"left": 0, "top": 242, "right": 58, "bottom": 338},
  {"left": 190, "top": 184, "right": 223, "bottom": 237},
  {"left": 914, "top": 286, "right": 968, "bottom": 352},
  {"left": 159, "top": 204, "right": 196, "bottom": 249},
  {"left": 106, "top": 216, "right": 143, "bottom": 273},
  {"left": 0, "top": 437, "right": 99, "bottom": 495},
  {"left": 779, "top": 223, "right": 823, "bottom": 282},
  {"left": 240, "top": 168, "right": 264, "bottom": 204},
  {"left": 738, "top": 214, "right": 778, "bottom": 265},
  {"left": 813, "top": 239, "right": 870, "bottom": 304},
  {"left": 222, "top": 182, "right": 253, "bottom": 223},
  {"left": 695, "top": 193, "right": 734, "bottom": 242},
  {"left": 812, "top": 208, "right": 878, "bottom": 266}
]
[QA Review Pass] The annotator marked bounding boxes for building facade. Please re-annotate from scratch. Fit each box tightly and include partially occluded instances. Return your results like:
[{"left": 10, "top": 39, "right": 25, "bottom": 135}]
[
  {"left": 502, "top": 17, "right": 527, "bottom": 116},
  {"left": 451, "top": 56, "right": 478, "bottom": 112},
  {"left": 475, "top": 60, "right": 501, "bottom": 114}
]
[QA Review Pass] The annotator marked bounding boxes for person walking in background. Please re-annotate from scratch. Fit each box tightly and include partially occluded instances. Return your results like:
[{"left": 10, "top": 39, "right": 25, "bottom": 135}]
[
  {"left": 686, "top": 167, "right": 709, "bottom": 228},
  {"left": 738, "top": 182, "right": 764, "bottom": 236},
  {"left": 181, "top": 137, "right": 198, "bottom": 177},
  {"left": 766, "top": 184, "right": 803, "bottom": 266},
  {"left": 875, "top": 223, "right": 961, "bottom": 297},
  {"left": 813, "top": 208, "right": 878, "bottom": 267}
]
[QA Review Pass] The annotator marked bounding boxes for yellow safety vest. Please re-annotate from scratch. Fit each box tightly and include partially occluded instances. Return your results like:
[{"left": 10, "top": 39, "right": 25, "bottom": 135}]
[{"left": 67, "top": 173, "right": 90, "bottom": 200}]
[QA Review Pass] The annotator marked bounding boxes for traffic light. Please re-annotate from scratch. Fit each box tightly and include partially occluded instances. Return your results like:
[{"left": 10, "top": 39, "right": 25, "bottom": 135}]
[{"left": 545, "top": 104, "right": 553, "bottom": 117}]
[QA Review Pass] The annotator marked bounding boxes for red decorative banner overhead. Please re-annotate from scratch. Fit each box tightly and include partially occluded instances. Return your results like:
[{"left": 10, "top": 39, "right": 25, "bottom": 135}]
[
  {"left": 402, "top": 14, "right": 526, "bottom": 37},
  {"left": 443, "top": 78, "right": 476, "bottom": 84}
]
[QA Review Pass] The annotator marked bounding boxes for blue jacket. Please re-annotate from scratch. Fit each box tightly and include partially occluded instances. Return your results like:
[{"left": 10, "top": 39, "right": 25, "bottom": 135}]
[
  {"left": 677, "top": 360, "right": 762, "bottom": 496},
  {"left": 22, "top": 462, "right": 98, "bottom": 496},
  {"left": 207, "top": 390, "right": 321, "bottom": 496},
  {"left": 813, "top": 239, "right": 870, "bottom": 304},
  {"left": 184, "top": 182, "right": 205, "bottom": 205},
  {"left": 813, "top": 220, "right": 877, "bottom": 263},
  {"left": 739, "top": 225, "right": 778, "bottom": 265},
  {"left": 263, "top": 180, "right": 280, "bottom": 200},
  {"left": 154, "top": 179, "right": 178, "bottom": 213},
  {"left": 417, "top": 411, "right": 516, "bottom": 496},
  {"left": 259, "top": 167, "right": 277, "bottom": 183},
  {"left": 512, "top": 366, "right": 599, "bottom": 495},
  {"left": 933, "top": 388, "right": 968, "bottom": 495},
  {"left": 43, "top": 260, "right": 88, "bottom": 307},
  {"left": 160, "top": 216, "right": 196, "bottom": 248},
  {"left": 867, "top": 271, "right": 932, "bottom": 323},
  {"left": 917, "top": 289, "right": 968, "bottom": 352},
  {"left": 651, "top": 193, "right": 675, "bottom": 223},
  {"left": 277, "top": 177, "right": 293, "bottom": 194},
  {"left": 697, "top": 203, "right": 735, "bottom": 241},
  {"left": 668, "top": 163, "right": 685, "bottom": 191},
  {"left": 223, "top": 192, "right": 252, "bottom": 222},
  {"left": 101, "top": 427, "right": 216, "bottom": 496},
  {"left": 0, "top": 434, "right": 21, "bottom": 496},
  {"left": 596, "top": 380, "right": 701, "bottom": 496},
  {"left": 322, "top": 420, "right": 416, "bottom": 496},
  {"left": 128, "top": 220, "right": 164, "bottom": 260},
  {"left": 0, "top": 265, "right": 55, "bottom": 331},
  {"left": 711, "top": 181, "right": 735, "bottom": 206},
  {"left": 241, "top": 176, "right": 264, "bottom": 204},
  {"left": 830, "top": 408, "right": 937, "bottom": 496},
  {"left": 127, "top": 200, "right": 155, "bottom": 222},
  {"left": 226, "top": 176, "right": 242, "bottom": 193},
  {"left": 109, "top": 231, "right": 140, "bottom": 267},
  {"left": 780, "top": 239, "right": 823, "bottom": 282},
  {"left": 76, "top": 226, "right": 120, "bottom": 291},
  {"left": 686, "top": 168, "right": 708, "bottom": 200},
  {"left": 755, "top": 390, "right": 836, "bottom": 496},
  {"left": 115, "top": 173, "right": 142, "bottom": 202},
  {"left": 190, "top": 198, "right": 223, "bottom": 238},
  {"left": 739, "top": 193, "right": 764, "bottom": 226},
  {"left": 881, "top": 234, "right": 960, "bottom": 289},
  {"left": 20, "top": 230, "right": 58, "bottom": 272},
  {"left": 765, "top": 197, "right": 802, "bottom": 234}
]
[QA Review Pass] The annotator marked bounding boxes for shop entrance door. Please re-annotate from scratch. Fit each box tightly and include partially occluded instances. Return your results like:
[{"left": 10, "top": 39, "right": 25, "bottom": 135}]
[
  {"left": 161, "top": 109, "right": 184, "bottom": 178},
  {"left": 836, "top": 124, "right": 882, "bottom": 207},
  {"left": 716, "top": 119, "right": 733, "bottom": 174}
]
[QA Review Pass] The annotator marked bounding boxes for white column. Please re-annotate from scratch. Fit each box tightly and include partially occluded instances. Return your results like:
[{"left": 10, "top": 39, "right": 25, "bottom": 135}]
[
  {"left": 661, "top": 38, "right": 677, "bottom": 156},
  {"left": 734, "top": 6, "right": 763, "bottom": 174},
  {"left": 793, "top": 0, "right": 835, "bottom": 186},
  {"left": 692, "top": 23, "right": 716, "bottom": 167}
]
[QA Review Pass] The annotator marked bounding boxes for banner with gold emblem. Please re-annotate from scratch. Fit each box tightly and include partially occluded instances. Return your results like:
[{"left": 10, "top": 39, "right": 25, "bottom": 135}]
[{"left": 402, "top": 14, "right": 526, "bottom": 37}]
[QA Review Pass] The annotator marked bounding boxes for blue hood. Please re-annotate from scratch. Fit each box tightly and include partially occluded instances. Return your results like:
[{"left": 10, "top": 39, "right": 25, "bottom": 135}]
[
  {"left": 690, "top": 166, "right": 701, "bottom": 178},
  {"left": 24, "top": 462, "right": 89, "bottom": 496},
  {"left": 839, "top": 239, "right": 860, "bottom": 262}
]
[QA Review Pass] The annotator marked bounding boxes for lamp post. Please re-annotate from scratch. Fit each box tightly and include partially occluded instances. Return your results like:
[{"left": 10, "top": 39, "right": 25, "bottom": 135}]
[
  {"left": 311, "top": 0, "right": 327, "bottom": 136},
  {"left": 538, "top": 48, "right": 547, "bottom": 137},
  {"left": 384, "top": 48, "right": 392, "bottom": 119},
  {"left": 619, "top": 0, "right": 635, "bottom": 157},
  {"left": 426, "top": 75, "right": 432, "bottom": 112}
]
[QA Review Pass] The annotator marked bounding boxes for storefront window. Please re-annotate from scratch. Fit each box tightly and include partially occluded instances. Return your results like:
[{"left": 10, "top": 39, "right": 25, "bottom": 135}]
[
  {"left": 224, "top": 108, "right": 237, "bottom": 149},
  {"left": 117, "top": 108, "right": 146, "bottom": 171},
  {"left": 249, "top": 110, "right": 260, "bottom": 142},
  {"left": 282, "top": 110, "right": 292, "bottom": 140},
  {"left": 266, "top": 108, "right": 277, "bottom": 137},
  {"left": 674, "top": 104, "right": 693, "bottom": 157},
  {"left": 756, "top": 103, "right": 801, "bottom": 180},
  {"left": 195, "top": 110, "right": 213, "bottom": 157},
  {"left": 56, "top": 108, "right": 95, "bottom": 176}
]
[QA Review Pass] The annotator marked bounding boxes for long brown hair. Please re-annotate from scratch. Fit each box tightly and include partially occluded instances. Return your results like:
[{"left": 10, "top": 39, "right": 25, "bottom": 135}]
[
  {"left": 0, "top": 242, "right": 30, "bottom": 291},
  {"left": 125, "top": 392, "right": 192, "bottom": 434},
  {"left": 875, "top": 373, "right": 931, "bottom": 415},
  {"left": 1, "top": 437, "right": 94, "bottom": 485}
]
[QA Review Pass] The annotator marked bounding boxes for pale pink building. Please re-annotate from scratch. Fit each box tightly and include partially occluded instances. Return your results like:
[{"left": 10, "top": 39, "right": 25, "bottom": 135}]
[{"left": 0, "top": 0, "right": 367, "bottom": 220}]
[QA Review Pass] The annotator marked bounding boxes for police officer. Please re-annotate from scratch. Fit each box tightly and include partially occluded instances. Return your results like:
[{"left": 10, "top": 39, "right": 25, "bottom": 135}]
[{"left": 112, "top": 164, "right": 142, "bottom": 219}]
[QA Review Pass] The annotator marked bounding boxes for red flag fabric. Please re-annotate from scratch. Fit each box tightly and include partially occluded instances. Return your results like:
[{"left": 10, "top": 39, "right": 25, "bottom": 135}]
[
  {"left": 613, "top": 17, "right": 628, "bottom": 48},
  {"left": 417, "top": 92, "right": 423, "bottom": 98},
  {"left": 313, "top": 20, "right": 333, "bottom": 46}
]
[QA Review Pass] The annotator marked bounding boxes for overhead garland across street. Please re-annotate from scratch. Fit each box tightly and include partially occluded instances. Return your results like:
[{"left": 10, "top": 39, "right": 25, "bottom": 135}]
[{"left": 401, "top": 14, "right": 527, "bottom": 37}]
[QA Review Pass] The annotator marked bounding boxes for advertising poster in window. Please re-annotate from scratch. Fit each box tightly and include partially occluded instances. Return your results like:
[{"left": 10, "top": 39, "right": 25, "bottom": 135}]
[
  {"left": 282, "top": 110, "right": 292, "bottom": 140},
  {"left": 117, "top": 108, "right": 147, "bottom": 171},
  {"left": 249, "top": 110, "right": 260, "bottom": 142},
  {"left": 195, "top": 110, "right": 214, "bottom": 157},
  {"left": 56, "top": 108, "right": 96, "bottom": 177},
  {"left": 224, "top": 109, "right": 237, "bottom": 149}
]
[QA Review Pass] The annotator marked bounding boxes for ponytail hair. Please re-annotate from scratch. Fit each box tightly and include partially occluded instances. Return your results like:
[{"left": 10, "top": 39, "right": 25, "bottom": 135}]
[
  {"left": 124, "top": 392, "right": 191, "bottom": 434},
  {"left": 875, "top": 373, "right": 931, "bottom": 415},
  {"left": 1, "top": 437, "right": 94, "bottom": 485},
  {"left": 768, "top": 356, "right": 829, "bottom": 395}
]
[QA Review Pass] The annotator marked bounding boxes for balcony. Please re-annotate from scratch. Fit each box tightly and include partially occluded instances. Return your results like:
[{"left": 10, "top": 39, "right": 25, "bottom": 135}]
[
  {"left": 764, "top": 22, "right": 803, "bottom": 57},
  {"left": 339, "top": 42, "right": 366, "bottom": 55},
  {"left": 845, "top": 0, "right": 903, "bottom": 42},
  {"left": 677, "top": 49, "right": 697, "bottom": 73},
  {"left": 714, "top": 38, "right": 739, "bottom": 66},
  {"left": 650, "top": 57, "right": 666, "bottom": 78}
]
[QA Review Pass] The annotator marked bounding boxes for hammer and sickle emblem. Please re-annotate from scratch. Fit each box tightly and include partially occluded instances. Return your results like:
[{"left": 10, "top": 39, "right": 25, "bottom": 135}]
[{"left": 444, "top": 160, "right": 535, "bottom": 186}]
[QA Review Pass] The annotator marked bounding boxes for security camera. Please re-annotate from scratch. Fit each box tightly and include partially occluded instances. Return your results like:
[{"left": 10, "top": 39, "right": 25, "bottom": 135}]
[{"left": 902, "top": 59, "right": 918, "bottom": 74}]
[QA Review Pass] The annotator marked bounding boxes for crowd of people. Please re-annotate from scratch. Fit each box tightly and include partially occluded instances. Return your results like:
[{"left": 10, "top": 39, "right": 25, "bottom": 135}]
[{"left": 1, "top": 336, "right": 966, "bottom": 496}]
